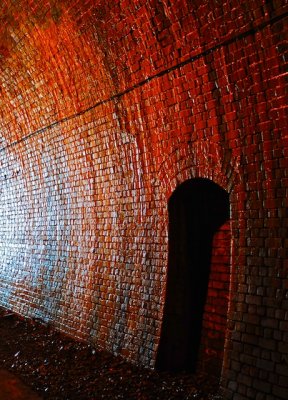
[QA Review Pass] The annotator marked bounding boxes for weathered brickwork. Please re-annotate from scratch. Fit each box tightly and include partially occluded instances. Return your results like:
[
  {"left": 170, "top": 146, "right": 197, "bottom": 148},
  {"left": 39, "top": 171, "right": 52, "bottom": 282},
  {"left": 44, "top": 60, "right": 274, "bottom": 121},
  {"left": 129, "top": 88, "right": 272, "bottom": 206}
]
[
  {"left": 0, "top": 1, "right": 287, "bottom": 398},
  {"left": 199, "top": 221, "right": 231, "bottom": 377}
]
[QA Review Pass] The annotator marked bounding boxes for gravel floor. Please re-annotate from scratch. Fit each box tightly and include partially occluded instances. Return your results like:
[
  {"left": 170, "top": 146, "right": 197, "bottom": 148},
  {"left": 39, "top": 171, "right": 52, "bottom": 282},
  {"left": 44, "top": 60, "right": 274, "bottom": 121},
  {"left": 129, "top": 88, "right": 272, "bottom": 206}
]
[{"left": 0, "top": 307, "right": 223, "bottom": 399}]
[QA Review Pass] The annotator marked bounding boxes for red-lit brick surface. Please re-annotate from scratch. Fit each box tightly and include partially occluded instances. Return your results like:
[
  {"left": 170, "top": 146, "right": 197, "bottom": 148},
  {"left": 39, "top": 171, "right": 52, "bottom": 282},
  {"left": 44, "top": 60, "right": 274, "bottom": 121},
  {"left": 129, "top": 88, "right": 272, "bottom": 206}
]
[
  {"left": 199, "top": 221, "right": 231, "bottom": 378},
  {"left": 0, "top": 1, "right": 287, "bottom": 399}
]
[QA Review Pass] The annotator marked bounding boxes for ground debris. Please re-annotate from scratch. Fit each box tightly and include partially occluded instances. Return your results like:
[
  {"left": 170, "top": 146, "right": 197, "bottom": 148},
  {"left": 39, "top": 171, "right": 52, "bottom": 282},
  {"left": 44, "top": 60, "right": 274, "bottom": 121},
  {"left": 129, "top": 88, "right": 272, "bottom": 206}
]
[{"left": 0, "top": 307, "right": 221, "bottom": 399}]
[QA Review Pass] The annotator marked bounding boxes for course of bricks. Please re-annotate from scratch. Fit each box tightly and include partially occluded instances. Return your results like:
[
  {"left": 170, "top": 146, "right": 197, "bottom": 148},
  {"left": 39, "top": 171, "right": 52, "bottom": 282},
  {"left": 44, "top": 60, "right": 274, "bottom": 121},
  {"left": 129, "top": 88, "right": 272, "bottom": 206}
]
[{"left": 0, "top": 1, "right": 287, "bottom": 399}]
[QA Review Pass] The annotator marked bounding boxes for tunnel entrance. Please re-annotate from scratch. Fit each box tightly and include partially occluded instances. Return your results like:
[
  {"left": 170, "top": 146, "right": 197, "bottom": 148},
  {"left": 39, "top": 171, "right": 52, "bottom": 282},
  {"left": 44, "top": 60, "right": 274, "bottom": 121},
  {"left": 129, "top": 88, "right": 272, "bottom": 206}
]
[{"left": 156, "top": 178, "right": 230, "bottom": 374}]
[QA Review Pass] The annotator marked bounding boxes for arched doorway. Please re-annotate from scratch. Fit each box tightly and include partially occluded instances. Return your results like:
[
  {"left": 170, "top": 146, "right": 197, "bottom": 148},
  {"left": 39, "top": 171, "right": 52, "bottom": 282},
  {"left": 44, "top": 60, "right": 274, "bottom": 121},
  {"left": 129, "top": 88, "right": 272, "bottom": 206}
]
[{"left": 156, "top": 178, "right": 230, "bottom": 374}]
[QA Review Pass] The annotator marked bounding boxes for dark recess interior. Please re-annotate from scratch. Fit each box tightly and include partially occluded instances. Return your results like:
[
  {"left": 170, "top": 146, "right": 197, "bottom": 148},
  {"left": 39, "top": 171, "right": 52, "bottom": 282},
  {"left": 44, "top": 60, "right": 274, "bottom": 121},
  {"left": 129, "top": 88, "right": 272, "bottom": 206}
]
[{"left": 156, "top": 178, "right": 230, "bottom": 372}]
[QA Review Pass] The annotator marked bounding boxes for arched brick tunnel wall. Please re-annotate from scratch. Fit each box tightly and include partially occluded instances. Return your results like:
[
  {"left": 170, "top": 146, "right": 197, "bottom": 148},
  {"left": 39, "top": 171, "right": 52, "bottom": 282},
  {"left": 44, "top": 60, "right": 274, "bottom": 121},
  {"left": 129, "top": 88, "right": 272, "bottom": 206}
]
[{"left": 0, "top": 1, "right": 287, "bottom": 398}]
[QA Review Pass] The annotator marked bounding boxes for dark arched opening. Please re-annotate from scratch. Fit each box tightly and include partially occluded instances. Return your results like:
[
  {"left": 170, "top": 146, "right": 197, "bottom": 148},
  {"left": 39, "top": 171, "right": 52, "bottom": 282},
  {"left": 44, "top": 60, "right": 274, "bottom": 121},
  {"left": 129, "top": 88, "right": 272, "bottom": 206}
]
[{"left": 156, "top": 178, "right": 230, "bottom": 374}]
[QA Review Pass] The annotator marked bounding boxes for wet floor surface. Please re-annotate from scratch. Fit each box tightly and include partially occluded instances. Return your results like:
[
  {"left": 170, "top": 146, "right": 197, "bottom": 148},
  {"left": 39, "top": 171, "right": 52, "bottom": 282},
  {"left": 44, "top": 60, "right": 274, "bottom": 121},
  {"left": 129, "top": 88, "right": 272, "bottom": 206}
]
[
  {"left": 0, "top": 369, "right": 42, "bottom": 400},
  {"left": 0, "top": 308, "right": 222, "bottom": 399}
]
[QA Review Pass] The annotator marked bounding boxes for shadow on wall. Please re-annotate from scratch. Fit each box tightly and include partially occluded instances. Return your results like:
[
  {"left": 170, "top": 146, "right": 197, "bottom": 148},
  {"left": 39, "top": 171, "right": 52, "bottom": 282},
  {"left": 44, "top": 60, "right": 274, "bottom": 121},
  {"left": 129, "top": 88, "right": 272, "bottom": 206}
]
[{"left": 156, "top": 178, "right": 230, "bottom": 376}]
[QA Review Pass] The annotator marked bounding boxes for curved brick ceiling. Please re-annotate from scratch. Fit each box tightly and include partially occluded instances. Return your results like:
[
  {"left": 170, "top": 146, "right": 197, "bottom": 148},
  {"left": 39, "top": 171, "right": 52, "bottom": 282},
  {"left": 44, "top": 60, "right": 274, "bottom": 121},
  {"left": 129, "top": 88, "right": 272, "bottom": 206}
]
[
  {"left": 0, "top": 1, "right": 287, "bottom": 397},
  {"left": 0, "top": 0, "right": 278, "bottom": 143}
]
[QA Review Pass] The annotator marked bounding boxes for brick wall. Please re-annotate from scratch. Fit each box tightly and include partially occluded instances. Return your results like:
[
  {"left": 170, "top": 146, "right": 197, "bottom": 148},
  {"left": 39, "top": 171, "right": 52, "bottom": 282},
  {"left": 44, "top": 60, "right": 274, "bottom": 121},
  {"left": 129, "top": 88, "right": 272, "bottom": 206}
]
[{"left": 0, "top": 1, "right": 287, "bottom": 398}]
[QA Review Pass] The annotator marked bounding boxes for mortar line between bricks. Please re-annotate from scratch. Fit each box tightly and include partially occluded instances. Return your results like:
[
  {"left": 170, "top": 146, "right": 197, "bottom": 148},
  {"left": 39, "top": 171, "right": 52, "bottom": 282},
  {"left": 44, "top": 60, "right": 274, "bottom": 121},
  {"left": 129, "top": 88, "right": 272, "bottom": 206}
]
[{"left": 1, "top": 10, "right": 287, "bottom": 153}]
